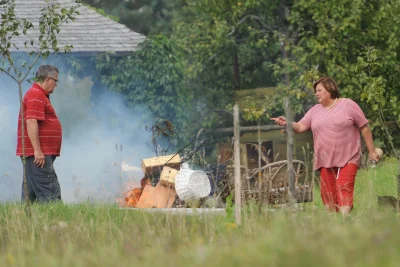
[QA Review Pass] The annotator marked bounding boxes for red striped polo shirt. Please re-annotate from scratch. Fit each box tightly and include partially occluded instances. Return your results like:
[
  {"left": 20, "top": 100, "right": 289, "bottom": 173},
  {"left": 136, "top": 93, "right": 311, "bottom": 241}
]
[
  {"left": 16, "top": 83, "right": 62, "bottom": 156},
  {"left": 299, "top": 98, "right": 369, "bottom": 170}
]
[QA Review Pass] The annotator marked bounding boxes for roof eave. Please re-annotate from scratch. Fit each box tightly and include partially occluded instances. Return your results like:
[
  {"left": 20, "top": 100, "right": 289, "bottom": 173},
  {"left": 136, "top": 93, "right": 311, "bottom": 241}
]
[{"left": 10, "top": 50, "right": 136, "bottom": 57}]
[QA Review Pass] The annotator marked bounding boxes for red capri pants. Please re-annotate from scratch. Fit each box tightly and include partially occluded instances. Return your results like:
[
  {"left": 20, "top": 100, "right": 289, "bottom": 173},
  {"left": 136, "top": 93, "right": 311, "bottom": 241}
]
[{"left": 319, "top": 163, "right": 358, "bottom": 212}]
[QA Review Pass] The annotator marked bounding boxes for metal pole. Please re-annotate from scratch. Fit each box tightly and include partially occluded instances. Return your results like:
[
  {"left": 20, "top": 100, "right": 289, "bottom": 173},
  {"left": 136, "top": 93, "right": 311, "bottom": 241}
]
[{"left": 233, "top": 104, "right": 241, "bottom": 225}]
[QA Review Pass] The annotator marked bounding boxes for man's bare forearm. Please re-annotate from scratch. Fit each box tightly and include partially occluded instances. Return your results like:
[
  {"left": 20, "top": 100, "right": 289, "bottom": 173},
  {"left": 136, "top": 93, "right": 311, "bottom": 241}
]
[{"left": 26, "top": 119, "right": 42, "bottom": 152}]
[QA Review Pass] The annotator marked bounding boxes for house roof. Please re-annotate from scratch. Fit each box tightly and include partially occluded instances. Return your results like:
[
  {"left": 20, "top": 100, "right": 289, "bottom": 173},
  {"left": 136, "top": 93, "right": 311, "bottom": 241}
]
[{"left": 11, "top": 0, "right": 145, "bottom": 53}]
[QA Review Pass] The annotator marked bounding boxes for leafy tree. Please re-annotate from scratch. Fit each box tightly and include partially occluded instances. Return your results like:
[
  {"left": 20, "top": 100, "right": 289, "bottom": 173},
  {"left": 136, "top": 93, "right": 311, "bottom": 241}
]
[
  {"left": 355, "top": 47, "right": 400, "bottom": 153},
  {"left": 82, "top": 0, "right": 182, "bottom": 35},
  {"left": 355, "top": 46, "right": 400, "bottom": 207},
  {"left": 82, "top": 0, "right": 400, "bottom": 156},
  {"left": 95, "top": 35, "right": 191, "bottom": 146},
  {"left": 172, "top": 0, "right": 284, "bottom": 129},
  {"left": 0, "top": 0, "right": 81, "bottom": 211}
]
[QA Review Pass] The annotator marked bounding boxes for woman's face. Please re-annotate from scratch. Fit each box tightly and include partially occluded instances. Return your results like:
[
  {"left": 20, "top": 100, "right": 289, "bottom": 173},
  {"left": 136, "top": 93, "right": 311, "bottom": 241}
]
[{"left": 315, "top": 83, "right": 332, "bottom": 105}]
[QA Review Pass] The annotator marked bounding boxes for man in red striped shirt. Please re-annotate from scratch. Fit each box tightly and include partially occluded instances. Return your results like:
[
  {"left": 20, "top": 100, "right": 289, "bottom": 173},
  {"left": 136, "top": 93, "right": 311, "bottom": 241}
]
[{"left": 16, "top": 65, "right": 63, "bottom": 202}]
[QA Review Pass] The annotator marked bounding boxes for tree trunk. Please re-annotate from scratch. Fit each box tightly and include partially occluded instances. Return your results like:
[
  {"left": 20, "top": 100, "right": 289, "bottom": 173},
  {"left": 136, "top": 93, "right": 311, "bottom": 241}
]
[
  {"left": 19, "top": 82, "right": 31, "bottom": 217},
  {"left": 233, "top": 50, "right": 240, "bottom": 90}
]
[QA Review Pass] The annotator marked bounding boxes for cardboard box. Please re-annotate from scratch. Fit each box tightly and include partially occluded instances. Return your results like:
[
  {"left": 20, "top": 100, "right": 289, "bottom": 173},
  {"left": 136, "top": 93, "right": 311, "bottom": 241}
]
[
  {"left": 160, "top": 166, "right": 178, "bottom": 186},
  {"left": 141, "top": 154, "right": 181, "bottom": 176},
  {"left": 136, "top": 185, "right": 157, "bottom": 208},
  {"left": 154, "top": 182, "right": 177, "bottom": 208},
  {"left": 136, "top": 183, "right": 177, "bottom": 209}
]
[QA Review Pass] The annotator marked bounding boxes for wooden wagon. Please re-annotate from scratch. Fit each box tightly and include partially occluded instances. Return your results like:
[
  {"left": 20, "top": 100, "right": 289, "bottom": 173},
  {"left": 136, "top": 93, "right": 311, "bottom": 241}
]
[{"left": 214, "top": 87, "right": 315, "bottom": 205}]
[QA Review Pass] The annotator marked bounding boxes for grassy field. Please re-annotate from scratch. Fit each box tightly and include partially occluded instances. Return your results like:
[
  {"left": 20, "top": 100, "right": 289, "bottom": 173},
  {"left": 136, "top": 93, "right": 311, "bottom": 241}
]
[{"left": 0, "top": 160, "right": 399, "bottom": 267}]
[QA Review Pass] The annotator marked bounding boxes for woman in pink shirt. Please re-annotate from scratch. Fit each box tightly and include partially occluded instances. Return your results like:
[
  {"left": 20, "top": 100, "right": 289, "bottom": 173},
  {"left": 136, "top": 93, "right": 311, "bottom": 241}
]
[{"left": 271, "top": 77, "right": 380, "bottom": 215}]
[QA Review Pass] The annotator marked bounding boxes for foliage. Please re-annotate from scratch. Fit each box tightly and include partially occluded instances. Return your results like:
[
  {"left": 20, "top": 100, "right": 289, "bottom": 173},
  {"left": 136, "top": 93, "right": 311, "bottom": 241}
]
[
  {"left": 81, "top": 0, "right": 400, "bottom": 152},
  {"left": 172, "top": 0, "right": 284, "bottom": 127},
  {"left": 85, "top": 4, "right": 119, "bottom": 22},
  {"left": 82, "top": 0, "right": 182, "bottom": 36},
  {"left": 0, "top": 0, "right": 81, "bottom": 81},
  {"left": 96, "top": 35, "right": 191, "bottom": 146},
  {"left": 224, "top": 193, "right": 234, "bottom": 222},
  {"left": 355, "top": 47, "right": 400, "bottom": 154}
]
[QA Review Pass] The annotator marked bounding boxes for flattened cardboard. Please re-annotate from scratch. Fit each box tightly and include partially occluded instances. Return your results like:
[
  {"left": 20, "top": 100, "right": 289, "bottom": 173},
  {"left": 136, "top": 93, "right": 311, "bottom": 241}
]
[
  {"left": 155, "top": 182, "right": 177, "bottom": 208},
  {"left": 160, "top": 166, "right": 178, "bottom": 186},
  {"left": 141, "top": 154, "right": 181, "bottom": 176},
  {"left": 136, "top": 183, "right": 177, "bottom": 209},
  {"left": 136, "top": 185, "right": 157, "bottom": 208}
]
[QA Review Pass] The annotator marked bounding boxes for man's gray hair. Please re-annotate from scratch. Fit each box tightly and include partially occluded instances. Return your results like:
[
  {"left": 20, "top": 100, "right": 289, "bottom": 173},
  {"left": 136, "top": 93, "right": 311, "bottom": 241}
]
[{"left": 35, "top": 65, "right": 59, "bottom": 82}]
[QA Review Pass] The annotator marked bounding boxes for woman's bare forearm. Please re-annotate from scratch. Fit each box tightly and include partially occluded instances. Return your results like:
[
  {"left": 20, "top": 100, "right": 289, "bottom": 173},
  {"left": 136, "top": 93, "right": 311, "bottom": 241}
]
[
  {"left": 271, "top": 116, "right": 308, "bottom": 133},
  {"left": 360, "top": 124, "right": 375, "bottom": 153},
  {"left": 292, "top": 122, "right": 308, "bottom": 133}
]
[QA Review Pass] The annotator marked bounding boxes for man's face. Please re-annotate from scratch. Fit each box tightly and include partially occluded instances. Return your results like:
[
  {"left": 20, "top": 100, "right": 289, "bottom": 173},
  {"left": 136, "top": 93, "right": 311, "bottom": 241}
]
[{"left": 45, "top": 73, "right": 58, "bottom": 94}]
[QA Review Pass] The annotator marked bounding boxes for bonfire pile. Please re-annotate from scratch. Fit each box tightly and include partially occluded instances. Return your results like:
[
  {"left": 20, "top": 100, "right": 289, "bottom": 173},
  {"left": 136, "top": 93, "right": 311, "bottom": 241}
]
[{"left": 121, "top": 154, "right": 182, "bottom": 208}]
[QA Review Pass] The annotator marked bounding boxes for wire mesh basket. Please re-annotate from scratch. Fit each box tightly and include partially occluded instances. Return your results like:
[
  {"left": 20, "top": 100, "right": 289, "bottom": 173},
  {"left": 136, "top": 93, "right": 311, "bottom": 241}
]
[{"left": 175, "top": 168, "right": 211, "bottom": 201}]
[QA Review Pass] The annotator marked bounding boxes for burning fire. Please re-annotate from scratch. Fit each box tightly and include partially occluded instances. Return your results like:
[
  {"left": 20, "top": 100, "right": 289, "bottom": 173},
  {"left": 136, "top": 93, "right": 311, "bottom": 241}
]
[{"left": 118, "top": 177, "right": 150, "bottom": 208}]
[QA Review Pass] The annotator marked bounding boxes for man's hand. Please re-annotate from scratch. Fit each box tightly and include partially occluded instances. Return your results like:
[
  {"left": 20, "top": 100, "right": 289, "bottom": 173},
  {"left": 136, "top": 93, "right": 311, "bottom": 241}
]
[
  {"left": 34, "top": 150, "right": 45, "bottom": 168},
  {"left": 271, "top": 116, "right": 287, "bottom": 126},
  {"left": 27, "top": 119, "right": 44, "bottom": 167}
]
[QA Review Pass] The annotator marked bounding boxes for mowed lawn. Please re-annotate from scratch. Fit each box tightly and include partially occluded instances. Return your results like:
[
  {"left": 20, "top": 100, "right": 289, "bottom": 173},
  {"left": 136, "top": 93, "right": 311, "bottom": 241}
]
[{"left": 0, "top": 160, "right": 399, "bottom": 267}]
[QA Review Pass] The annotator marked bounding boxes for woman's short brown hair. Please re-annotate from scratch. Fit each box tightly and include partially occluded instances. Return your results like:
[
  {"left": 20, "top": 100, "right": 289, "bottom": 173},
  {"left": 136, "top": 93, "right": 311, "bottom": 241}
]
[{"left": 313, "top": 77, "right": 340, "bottom": 99}]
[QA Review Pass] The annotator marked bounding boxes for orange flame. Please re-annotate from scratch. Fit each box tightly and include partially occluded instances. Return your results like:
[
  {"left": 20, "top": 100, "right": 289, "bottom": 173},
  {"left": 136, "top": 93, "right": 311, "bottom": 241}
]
[{"left": 118, "top": 177, "right": 151, "bottom": 208}]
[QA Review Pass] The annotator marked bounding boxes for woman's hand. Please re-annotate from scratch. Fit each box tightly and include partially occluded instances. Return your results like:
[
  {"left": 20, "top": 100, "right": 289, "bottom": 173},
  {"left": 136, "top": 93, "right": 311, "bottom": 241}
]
[
  {"left": 271, "top": 116, "right": 287, "bottom": 126},
  {"left": 360, "top": 125, "right": 380, "bottom": 163},
  {"left": 369, "top": 150, "right": 380, "bottom": 163}
]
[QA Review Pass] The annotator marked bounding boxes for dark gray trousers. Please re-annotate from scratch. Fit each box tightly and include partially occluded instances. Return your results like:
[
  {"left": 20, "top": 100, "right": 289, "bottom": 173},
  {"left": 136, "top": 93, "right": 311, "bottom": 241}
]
[{"left": 21, "top": 156, "right": 62, "bottom": 203}]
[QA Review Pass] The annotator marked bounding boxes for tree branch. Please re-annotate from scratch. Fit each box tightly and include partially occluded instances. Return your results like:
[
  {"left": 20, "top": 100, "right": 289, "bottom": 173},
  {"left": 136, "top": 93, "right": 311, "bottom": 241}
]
[{"left": 0, "top": 66, "right": 18, "bottom": 83}]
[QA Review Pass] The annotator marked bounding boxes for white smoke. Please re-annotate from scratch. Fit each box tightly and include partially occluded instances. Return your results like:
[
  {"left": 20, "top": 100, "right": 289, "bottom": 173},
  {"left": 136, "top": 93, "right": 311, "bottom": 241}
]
[{"left": 0, "top": 71, "right": 155, "bottom": 203}]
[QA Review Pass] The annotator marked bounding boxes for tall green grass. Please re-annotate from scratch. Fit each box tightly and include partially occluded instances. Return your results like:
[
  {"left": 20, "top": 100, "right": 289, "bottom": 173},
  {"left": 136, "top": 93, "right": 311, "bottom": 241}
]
[{"left": 0, "top": 160, "right": 399, "bottom": 267}]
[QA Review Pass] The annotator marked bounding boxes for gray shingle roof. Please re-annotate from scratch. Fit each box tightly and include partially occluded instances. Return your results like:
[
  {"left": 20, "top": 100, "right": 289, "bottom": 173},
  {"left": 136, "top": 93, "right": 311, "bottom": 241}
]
[{"left": 11, "top": 0, "right": 145, "bottom": 53}]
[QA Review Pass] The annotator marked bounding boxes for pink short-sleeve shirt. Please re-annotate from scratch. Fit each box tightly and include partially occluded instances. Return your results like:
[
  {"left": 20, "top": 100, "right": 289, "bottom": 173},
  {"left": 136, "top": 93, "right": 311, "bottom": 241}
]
[{"left": 299, "top": 98, "right": 369, "bottom": 170}]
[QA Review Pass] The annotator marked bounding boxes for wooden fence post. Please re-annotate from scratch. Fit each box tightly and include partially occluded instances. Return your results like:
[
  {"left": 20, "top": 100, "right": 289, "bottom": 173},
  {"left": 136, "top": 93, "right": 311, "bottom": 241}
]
[
  {"left": 233, "top": 104, "right": 241, "bottom": 225},
  {"left": 284, "top": 97, "right": 296, "bottom": 203}
]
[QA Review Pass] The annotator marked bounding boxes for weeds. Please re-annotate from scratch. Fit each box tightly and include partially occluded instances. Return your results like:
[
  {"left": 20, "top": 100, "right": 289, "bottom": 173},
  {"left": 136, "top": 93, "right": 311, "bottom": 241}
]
[{"left": 0, "top": 161, "right": 399, "bottom": 267}]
